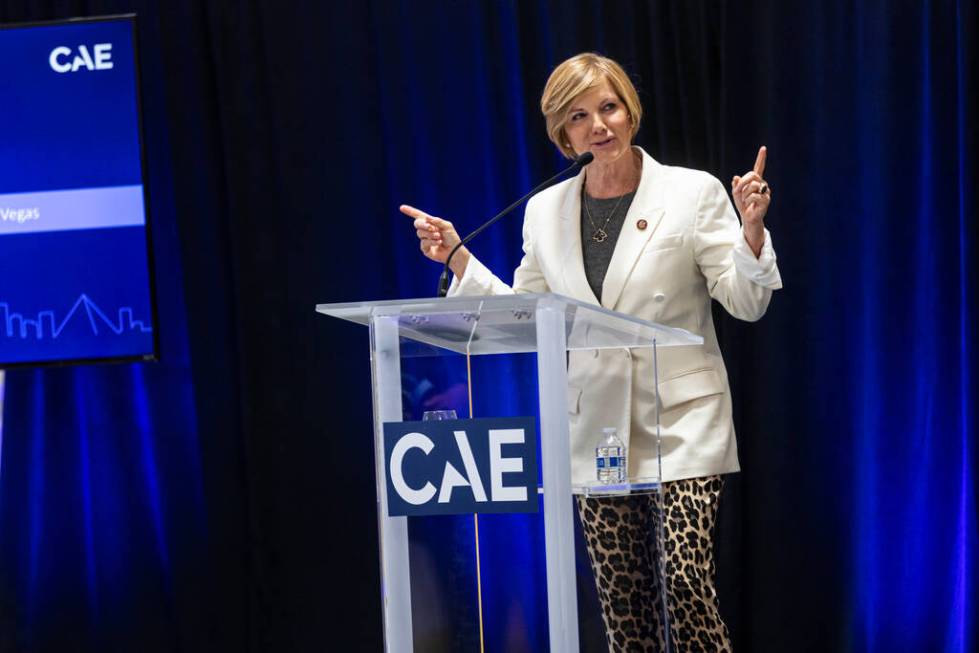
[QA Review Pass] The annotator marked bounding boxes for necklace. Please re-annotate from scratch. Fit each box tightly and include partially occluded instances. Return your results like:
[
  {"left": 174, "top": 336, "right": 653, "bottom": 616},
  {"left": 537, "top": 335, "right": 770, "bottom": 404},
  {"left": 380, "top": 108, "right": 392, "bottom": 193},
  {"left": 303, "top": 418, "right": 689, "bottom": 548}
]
[{"left": 582, "top": 186, "right": 628, "bottom": 243}]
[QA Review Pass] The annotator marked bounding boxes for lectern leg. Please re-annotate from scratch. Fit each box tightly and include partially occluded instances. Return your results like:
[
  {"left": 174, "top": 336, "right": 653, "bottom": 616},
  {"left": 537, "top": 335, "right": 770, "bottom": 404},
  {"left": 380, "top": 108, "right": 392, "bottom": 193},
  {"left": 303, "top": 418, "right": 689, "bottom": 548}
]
[
  {"left": 370, "top": 315, "right": 413, "bottom": 653},
  {"left": 536, "top": 301, "right": 580, "bottom": 652}
]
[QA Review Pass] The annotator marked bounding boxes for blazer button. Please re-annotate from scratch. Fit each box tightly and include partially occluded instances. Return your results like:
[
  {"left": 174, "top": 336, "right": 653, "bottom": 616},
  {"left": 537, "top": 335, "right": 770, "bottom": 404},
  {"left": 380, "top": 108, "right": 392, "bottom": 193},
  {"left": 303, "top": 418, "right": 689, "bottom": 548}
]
[
  {"left": 654, "top": 293, "right": 665, "bottom": 302},
  {"left": 637, "top": 219, "right": 648, "bottom": 230}
]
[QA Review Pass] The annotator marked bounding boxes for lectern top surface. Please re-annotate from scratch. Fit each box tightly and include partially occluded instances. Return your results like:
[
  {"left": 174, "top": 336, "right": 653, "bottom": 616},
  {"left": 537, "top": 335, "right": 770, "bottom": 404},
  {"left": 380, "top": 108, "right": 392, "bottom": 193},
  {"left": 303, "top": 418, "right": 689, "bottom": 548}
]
[{"left": 316, "top": 293, "right": 701, "bottom": 356}]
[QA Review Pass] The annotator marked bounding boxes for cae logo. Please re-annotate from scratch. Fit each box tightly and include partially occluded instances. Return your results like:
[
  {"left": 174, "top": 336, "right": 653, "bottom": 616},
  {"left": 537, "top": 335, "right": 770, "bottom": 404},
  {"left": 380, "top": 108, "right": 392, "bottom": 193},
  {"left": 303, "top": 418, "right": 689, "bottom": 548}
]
[
  {"left": 49, "top": 44, "right": 113, "bottom": 73},
  {"left": 383, "top": 417, "right": 538, "bottom": 516}
]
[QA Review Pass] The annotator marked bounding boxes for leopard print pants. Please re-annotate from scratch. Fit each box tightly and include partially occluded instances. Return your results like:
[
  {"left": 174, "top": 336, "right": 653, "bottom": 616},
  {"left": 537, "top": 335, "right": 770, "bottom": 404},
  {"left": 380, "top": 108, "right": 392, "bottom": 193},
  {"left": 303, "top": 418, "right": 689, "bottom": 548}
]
[{"left": 576, "top": 476, "right": 732, "bottom": 652}]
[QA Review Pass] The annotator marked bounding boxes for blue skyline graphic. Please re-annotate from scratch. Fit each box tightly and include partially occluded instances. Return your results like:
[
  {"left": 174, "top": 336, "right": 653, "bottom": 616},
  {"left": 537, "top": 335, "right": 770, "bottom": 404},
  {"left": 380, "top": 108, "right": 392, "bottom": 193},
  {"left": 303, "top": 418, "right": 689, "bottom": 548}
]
[{"left": 0, "top": 294, "right": 152, "bottom": 340}]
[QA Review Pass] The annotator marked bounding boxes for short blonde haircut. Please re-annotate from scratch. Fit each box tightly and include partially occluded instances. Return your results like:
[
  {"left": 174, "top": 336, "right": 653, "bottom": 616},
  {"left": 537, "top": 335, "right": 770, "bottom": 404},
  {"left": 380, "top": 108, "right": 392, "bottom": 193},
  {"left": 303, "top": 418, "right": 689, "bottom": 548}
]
[{"left": 540, "top": 53, "right": 643, "bottom": 159}]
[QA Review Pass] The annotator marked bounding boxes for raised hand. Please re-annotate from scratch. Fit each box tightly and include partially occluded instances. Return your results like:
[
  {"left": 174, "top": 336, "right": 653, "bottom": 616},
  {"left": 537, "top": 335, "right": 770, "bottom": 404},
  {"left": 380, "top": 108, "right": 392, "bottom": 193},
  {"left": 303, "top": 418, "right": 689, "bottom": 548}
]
[
  {"left": 400, "top": 204, "right": 470, "bottom": 277},
  {"left": 730, "top": 146, "right": 772, "bottom": 255}
]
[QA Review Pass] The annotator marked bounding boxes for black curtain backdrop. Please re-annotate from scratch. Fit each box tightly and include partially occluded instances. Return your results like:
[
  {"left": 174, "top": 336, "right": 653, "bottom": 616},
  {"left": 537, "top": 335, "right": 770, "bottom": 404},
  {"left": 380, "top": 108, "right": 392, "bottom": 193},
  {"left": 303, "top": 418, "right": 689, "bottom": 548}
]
[{"left": 0, "top": 1, "right": 976, "bottom": 652}]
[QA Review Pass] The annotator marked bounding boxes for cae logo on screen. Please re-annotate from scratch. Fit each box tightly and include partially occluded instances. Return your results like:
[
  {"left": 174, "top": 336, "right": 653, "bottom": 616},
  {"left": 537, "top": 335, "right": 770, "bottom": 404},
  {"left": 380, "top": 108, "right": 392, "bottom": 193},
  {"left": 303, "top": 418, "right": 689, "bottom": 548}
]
[{"left": 49, "top": 44, "right": 113, "bottom": 73}]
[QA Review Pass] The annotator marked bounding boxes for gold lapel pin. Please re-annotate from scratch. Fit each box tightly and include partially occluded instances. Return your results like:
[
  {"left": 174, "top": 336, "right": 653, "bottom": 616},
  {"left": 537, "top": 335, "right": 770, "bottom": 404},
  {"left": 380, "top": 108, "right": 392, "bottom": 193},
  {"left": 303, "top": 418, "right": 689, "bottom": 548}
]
[{"left": 637, "top": 219, "right": 648, "bottom": 230}]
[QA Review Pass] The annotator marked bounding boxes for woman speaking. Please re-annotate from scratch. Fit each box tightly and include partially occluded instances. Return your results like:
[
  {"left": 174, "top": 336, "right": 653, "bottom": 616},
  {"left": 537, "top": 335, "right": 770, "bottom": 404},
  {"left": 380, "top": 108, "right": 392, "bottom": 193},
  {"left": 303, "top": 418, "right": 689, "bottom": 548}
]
[{"left": 401, "top": 52, "right": 782, "bottom": 652}]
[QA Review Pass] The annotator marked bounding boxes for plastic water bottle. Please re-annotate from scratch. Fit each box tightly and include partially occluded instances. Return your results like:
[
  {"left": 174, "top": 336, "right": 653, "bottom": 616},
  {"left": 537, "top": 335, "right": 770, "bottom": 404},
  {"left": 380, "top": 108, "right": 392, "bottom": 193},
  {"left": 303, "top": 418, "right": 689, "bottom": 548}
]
[{"left": 595, "top": 427, "right": 626, "bottom": 484}]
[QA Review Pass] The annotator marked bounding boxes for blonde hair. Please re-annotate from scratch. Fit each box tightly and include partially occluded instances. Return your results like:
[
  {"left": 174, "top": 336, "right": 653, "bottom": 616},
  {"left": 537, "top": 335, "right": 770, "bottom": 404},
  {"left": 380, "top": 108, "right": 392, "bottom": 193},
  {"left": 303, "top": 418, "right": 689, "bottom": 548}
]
[{"left": 540, "top": 53, "right": 643, "bottom": 159}]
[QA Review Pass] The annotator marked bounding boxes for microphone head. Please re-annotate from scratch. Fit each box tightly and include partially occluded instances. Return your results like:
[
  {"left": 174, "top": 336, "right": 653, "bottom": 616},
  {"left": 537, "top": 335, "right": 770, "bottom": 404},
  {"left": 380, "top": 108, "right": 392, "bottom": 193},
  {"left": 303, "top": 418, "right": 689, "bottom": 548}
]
[{"left": 575, "top": 152, "right": 595, "bottom": 168}]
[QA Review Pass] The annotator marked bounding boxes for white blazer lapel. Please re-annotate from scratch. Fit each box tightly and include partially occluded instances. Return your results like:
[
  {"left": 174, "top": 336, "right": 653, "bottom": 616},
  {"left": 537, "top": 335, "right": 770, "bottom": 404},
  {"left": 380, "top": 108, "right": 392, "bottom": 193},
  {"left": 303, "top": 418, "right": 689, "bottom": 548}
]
[
  {"left": 601, "top": 150, "right": 667, "bottom": 310},
  {"left": 556, "top": 170, "right": 600, "bottom": 304}
]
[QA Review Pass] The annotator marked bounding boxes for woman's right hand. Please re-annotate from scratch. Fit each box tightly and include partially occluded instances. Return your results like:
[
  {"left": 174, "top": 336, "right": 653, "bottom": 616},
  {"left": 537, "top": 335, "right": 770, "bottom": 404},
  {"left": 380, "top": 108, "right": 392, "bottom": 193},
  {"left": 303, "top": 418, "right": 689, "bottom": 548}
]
[{"left": 400, "top": 204, "right": 471, "bottom": 277}]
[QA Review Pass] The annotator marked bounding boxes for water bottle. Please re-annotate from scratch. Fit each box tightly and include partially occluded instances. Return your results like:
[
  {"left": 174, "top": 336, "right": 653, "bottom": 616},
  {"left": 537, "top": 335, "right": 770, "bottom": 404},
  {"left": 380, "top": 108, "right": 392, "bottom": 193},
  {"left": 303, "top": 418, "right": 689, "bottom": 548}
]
[{"left": 595, "top": 427, "right": 626, "bottom": 484}]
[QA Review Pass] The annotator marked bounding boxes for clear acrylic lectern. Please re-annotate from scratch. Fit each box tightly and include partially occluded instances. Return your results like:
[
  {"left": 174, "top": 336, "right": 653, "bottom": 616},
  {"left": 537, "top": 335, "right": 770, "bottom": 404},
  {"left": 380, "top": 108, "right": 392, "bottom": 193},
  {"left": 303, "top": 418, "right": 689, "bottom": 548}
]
[{"left": 316, "top": 293, "right": 702, "bottom": 652}]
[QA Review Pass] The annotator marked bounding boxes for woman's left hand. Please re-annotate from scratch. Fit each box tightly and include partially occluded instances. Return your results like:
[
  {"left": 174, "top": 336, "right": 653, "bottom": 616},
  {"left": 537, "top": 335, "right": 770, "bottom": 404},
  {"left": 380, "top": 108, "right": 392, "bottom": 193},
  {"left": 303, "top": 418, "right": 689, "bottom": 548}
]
[{"left": 731, "top": 146, "right": 771, "bottom": 256}]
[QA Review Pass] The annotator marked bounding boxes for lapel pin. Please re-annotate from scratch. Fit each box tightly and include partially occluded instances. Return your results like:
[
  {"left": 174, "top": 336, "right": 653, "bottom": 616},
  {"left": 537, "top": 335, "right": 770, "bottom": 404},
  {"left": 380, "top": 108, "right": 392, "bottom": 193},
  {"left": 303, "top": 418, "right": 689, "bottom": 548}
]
[{"left": 637, "top": 219, "right": 648, "bottom": 230}]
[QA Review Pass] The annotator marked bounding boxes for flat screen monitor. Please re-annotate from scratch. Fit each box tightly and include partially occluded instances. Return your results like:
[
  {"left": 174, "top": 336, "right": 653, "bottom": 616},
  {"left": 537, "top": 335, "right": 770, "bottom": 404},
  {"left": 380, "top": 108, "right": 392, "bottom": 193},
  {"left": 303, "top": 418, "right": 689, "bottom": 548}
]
[{"left": 0, "top": 15, "right": 157, "bottom": 368}]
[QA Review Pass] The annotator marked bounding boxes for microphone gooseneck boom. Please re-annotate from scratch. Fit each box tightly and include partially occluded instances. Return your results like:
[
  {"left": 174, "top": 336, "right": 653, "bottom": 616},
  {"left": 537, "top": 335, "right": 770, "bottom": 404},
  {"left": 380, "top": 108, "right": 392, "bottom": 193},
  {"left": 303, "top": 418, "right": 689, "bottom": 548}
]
[{"left": 437, "top": 151, "right": 594, "bottom": 297}]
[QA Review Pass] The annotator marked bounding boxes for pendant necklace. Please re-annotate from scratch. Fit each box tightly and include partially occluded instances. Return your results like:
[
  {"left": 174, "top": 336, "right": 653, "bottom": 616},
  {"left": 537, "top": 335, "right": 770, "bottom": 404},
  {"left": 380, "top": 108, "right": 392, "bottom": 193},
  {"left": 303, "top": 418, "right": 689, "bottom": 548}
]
[{"left": 582, "top": 185, "right": 628, "bottom": 243}]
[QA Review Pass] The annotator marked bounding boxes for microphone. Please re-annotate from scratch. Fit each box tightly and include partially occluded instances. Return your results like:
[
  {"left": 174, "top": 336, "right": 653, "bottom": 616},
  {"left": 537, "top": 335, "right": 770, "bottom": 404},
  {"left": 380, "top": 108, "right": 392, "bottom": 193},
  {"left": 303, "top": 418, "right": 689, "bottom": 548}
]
[{"left": 437, "top": 151, "right": 594, "bottom": 297}]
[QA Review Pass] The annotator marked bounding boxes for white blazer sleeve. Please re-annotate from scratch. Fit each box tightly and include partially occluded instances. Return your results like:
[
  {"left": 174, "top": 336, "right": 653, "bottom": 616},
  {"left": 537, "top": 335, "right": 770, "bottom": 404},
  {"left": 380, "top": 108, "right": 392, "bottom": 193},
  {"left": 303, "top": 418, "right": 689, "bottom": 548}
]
[
  {"left": 693, "top": 176, "right": 782, "bottom": 322},
  {"left": 447, "top": 204, "right": 550, "bottom": 297}
]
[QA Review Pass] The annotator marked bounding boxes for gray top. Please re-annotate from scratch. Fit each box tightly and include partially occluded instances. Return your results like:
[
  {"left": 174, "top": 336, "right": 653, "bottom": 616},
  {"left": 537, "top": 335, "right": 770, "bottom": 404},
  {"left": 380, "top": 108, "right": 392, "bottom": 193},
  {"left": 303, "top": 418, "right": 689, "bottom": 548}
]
[{"left": 580, "top": 189, "right": 637, "bottom": 302}]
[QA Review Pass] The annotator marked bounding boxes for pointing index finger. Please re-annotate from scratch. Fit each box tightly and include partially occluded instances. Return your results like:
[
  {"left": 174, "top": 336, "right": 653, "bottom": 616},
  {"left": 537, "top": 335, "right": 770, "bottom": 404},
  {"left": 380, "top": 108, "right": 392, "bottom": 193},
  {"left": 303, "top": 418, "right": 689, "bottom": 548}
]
[
  {"left": 753, "top": 146, "right": 767, "bottom": 176},
  {"left": 400, "top": 204, "right": 432, "bottom": 220}
]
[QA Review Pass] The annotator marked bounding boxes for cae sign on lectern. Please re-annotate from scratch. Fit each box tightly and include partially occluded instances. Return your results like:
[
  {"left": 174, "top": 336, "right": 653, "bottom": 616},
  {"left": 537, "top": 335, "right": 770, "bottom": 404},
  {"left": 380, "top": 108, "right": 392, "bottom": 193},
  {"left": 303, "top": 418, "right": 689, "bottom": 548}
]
[{"left": 383, "top": 417, "right": 538, "bottom": 516}]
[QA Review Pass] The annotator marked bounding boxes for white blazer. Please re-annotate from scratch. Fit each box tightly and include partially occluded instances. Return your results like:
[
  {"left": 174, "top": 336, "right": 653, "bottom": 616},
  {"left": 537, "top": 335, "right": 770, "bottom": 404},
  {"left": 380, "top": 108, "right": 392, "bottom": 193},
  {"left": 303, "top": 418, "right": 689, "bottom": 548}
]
[{"left": 449, "top": 147, "right": 782, "bottom": 484}]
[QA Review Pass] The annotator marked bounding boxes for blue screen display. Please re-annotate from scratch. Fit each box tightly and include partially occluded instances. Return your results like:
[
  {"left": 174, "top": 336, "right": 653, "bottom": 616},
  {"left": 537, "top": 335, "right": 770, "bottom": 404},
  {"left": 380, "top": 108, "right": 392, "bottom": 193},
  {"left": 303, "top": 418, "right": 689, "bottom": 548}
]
[{"left": 0, "top": 17, "right": 155, "bottom": 366}]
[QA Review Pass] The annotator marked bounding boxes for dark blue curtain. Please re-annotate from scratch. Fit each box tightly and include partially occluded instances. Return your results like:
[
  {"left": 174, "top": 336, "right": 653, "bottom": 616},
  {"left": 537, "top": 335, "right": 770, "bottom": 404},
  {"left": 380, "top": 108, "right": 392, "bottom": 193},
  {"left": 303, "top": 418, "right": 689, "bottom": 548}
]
[{"left": 0, "top": 1, "right": 975, "bottom": 652}]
